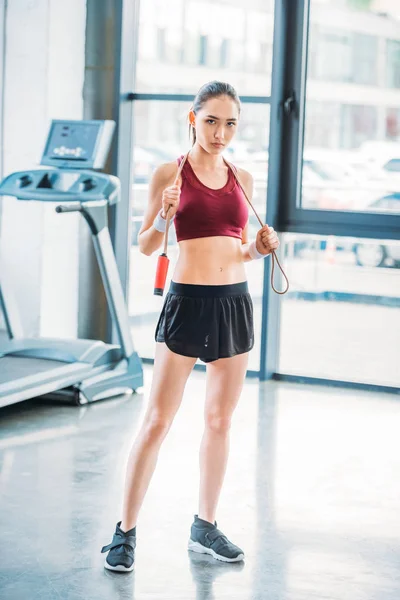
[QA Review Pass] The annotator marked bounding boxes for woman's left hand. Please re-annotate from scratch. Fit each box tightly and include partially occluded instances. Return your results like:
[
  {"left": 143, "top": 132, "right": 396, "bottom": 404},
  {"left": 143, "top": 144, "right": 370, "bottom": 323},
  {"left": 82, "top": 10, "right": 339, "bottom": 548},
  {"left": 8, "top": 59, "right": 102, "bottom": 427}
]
[{"left": 255, "top": 225, "right": 280, "bottom": 256}]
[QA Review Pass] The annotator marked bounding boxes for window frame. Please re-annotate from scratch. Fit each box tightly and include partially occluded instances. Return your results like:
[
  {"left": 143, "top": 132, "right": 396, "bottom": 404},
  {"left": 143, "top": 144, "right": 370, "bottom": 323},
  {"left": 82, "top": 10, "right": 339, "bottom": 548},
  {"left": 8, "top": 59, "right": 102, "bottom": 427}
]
[
  {"left": 111, "top": 0, "right": 399, "bottom": 393},
  {"left": 276, "top": 0, "right": 400, "bottom": 241}
]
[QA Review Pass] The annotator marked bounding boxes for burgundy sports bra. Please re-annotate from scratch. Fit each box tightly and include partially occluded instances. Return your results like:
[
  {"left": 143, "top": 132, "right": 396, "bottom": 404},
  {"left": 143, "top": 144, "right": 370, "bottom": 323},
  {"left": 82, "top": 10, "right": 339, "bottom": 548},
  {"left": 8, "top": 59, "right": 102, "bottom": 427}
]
[{"left": 174, "top": 155, "right": 248, "bottom": 243}]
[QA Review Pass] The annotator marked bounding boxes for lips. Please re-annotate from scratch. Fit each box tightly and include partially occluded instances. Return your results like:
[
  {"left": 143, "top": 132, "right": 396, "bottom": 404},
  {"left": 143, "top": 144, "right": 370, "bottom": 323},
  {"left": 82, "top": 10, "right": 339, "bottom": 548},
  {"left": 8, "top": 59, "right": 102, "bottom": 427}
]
[{"left": 212, "top": 143, "right": 224, "bottom": 148}]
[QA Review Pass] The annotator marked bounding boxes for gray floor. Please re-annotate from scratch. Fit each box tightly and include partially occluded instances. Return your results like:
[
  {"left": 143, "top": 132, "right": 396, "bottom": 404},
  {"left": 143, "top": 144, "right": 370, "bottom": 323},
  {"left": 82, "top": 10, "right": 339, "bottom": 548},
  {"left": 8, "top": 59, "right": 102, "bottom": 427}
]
[{"left": 1, "top": 366, "right": 400, "bottom": 600}]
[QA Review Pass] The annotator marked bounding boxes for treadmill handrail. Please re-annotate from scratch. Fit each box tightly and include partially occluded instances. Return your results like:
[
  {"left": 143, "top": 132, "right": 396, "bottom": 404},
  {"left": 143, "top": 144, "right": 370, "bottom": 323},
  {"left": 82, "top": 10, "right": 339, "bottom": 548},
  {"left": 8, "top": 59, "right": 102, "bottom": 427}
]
[{"left": 55, "top": 199, "right": 108, "bottom": 214}]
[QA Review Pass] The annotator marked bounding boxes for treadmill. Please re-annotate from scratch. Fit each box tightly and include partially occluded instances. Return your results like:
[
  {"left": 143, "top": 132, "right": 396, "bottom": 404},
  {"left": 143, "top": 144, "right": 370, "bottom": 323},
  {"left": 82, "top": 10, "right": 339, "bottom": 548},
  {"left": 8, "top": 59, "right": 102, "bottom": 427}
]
[{"left": 0, "top": 119, "right": 143, "bottom": 407}]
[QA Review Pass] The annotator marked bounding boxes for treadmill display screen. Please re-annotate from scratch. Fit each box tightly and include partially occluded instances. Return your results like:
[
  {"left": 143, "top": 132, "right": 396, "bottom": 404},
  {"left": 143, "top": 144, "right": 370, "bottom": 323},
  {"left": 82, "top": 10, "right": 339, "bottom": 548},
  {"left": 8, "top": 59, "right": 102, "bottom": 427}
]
[{"left": 44, "top": 123, "right": 100, "bottom": 165}]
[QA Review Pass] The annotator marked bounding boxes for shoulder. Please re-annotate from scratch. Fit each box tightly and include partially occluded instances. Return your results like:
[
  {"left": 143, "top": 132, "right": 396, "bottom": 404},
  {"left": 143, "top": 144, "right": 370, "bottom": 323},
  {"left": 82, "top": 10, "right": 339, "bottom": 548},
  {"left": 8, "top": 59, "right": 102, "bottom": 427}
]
[
  {"left": 236, "top": 167, "right": 253, "bottom": 186},
  {"left": 235, "top": 167, "right": 253, "bottom": 197},
  {"left": 152, "top": 161, "right": 178, "bottom": 184}
]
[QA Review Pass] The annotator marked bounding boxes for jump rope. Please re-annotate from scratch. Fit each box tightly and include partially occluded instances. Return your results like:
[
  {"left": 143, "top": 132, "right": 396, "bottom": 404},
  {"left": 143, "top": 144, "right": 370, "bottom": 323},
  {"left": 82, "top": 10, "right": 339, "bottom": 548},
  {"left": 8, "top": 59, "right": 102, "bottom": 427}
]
[{"left": 154, "top": 152, "right": 290, "bottom": 296}]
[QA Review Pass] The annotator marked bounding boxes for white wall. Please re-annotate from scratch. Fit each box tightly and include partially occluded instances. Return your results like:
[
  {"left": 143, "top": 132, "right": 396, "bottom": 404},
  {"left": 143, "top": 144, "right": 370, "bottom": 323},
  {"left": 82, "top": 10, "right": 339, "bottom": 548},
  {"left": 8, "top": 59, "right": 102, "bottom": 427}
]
[{"left": 0, "top": 0, "right": 86, "bottom": 338}]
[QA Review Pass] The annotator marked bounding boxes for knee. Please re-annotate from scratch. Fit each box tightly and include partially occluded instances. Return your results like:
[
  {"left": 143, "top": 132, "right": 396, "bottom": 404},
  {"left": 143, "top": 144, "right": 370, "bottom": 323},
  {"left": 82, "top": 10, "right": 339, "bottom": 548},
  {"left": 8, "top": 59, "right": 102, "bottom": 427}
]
[
  {"left": 205, "top": 413, "right": 232, "bottom": 435},
  {"left": 142, "top": 413, "right": 172, "bottom": 444}
]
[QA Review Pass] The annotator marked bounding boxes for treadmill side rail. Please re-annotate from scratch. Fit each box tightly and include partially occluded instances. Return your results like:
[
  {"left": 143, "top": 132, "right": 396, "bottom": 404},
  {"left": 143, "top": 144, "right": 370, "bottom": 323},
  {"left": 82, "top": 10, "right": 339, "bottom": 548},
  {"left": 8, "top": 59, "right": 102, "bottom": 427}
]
[{"left": 77, "top": 351, "right": 143, "bottom": 403}]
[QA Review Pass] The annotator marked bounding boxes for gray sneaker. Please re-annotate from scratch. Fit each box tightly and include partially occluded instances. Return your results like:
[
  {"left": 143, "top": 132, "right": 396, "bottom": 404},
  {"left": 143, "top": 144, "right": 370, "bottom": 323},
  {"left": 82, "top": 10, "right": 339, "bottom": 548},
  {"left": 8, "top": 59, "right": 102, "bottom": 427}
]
[
  {"left": 188, "top": 515, "right": 244, "bottom": 563},
  {"left": 101, "top": 521, "right": 136, "bottom": 572}
]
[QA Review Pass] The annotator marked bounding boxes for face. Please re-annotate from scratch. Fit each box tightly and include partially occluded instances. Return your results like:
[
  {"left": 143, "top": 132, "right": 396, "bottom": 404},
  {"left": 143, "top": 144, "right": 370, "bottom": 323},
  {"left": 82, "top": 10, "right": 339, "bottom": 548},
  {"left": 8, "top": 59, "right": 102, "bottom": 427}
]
[{"left": 191, "top": 95, "right": 239, "bottom": 154}]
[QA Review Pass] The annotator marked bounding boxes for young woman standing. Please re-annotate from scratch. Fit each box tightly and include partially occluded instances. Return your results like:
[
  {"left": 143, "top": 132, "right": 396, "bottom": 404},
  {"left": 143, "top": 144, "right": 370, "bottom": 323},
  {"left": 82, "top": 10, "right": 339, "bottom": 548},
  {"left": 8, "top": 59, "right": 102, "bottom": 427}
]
[{"left": 101, "top": 81, "right": 279, "bottom": 571}]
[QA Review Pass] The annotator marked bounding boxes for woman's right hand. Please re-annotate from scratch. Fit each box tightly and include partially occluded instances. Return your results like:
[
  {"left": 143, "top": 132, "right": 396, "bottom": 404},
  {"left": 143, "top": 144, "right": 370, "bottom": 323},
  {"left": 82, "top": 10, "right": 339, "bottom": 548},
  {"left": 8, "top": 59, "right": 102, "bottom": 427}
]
[{"left": 161, "top": 184, "right": 181, "bottom": 219}]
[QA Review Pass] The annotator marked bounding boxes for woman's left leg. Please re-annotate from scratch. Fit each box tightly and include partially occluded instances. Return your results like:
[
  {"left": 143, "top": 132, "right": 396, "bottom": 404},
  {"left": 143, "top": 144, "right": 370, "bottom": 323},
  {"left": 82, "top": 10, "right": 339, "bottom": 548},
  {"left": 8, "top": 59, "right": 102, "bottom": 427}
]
[{"left": 198, "top": 351, "right": 249, "bottom": 524}]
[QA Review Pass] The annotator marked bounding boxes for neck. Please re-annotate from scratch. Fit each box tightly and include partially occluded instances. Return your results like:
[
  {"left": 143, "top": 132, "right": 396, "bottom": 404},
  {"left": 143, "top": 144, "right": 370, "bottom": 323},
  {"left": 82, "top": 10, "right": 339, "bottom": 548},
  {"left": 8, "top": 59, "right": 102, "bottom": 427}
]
[{"left": 189, "top": 143, "right": 225, "bottom": 170}]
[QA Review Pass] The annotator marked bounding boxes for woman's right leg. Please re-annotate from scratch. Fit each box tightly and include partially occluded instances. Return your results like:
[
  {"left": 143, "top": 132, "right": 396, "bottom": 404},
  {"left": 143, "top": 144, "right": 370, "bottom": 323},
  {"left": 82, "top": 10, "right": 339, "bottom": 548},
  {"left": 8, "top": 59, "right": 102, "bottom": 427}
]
[{"left": 120, "top": 342, "right": 196, "bottom": 532}]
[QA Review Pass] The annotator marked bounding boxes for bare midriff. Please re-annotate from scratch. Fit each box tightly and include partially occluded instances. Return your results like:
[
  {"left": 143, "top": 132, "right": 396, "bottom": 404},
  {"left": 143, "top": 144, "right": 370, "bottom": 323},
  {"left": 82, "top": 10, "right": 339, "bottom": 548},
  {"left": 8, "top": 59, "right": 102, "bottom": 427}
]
[{"left": 172, "top": 236, "right": 247, "bottom": 285}]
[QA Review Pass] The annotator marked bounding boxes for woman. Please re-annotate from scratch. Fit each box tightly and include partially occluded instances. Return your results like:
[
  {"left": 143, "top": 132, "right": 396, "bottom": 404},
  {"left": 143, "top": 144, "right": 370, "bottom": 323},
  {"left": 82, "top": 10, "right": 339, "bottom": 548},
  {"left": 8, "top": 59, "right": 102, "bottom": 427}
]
[{"left": 101, "top": 81, "right": 279, "bottom": 571}]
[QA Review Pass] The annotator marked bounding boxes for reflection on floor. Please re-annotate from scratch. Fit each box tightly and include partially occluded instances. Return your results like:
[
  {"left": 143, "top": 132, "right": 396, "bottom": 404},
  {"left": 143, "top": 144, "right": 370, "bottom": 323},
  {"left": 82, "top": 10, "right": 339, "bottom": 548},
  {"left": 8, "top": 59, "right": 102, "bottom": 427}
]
[{"left": 1, "top": 366, "right": 399, "bottom": 600}]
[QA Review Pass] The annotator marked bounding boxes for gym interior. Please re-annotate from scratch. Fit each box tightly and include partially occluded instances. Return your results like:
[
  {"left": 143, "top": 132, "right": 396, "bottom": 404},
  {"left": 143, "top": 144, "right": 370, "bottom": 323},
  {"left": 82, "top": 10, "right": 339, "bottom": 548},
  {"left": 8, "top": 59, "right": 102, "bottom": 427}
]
[{"left": 0, "top": 0, "right": 399, "bottom": 598}]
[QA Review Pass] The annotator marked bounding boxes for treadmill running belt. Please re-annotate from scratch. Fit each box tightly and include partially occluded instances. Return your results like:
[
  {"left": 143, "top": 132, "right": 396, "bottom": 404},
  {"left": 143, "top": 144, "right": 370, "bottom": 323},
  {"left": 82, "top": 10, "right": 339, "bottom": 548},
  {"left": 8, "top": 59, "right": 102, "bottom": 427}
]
[
  {"left": 0, "top": 356, "right": 94, "bottom": 407},
  {"left": 0, "top": 356, "right": 67, "bottom": 384}
]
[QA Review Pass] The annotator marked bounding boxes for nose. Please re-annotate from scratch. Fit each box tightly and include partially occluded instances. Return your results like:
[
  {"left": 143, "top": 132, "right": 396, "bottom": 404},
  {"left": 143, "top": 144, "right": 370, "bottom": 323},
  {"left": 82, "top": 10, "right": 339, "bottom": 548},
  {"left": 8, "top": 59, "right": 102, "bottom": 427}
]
[{"left": 214, "top": 125, "right": 224, "bottom": 140}]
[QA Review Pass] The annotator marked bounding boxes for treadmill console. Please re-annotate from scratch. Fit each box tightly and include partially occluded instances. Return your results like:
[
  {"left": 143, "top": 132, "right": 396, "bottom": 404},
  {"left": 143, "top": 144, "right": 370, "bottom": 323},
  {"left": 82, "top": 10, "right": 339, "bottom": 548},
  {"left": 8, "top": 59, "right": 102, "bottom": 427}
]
[
  {"left": 0, "top": 119, "right": 119, "bottom": 204},
  {"left": 41, "top": 120, "right": 115, "bottom": 170}
]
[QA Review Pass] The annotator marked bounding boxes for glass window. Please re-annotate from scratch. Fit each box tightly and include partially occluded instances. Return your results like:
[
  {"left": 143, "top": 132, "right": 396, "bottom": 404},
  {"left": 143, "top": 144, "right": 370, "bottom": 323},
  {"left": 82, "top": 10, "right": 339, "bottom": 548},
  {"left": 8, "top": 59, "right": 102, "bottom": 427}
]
[
  {"left": 387, "top": 40, "right": 400, "bottom": 89},
  {"left": 313, "top": 27, "right": 352, "bottom": 82},
  {"left": 136, "top": 0, "right": 274, "bottom": 95},
  {"left": 157, "top": 29, "right": 166, "bottom": 62},
  {"left": 305, "top": 101, "right": 341, "bottom": 149},
  {"left": 309, "top": 27, "right": 377, "bottom": 85},
  {"left": 183, "top": 31, "right": 201, "bottom": 67},
  {"left": 278, "top": 233, "right": 400, "bottom": 388},
  {"left": 129, "top": 101, "right": 270, "bottom": 367},
  {"left": 303, "top": 1, "right": 400, "bottom": 214},
  {"left": 246, "top": 11, "right": 273, "bottom": 75},
  {"left": 340, "top": 104, "right": 377, "bottom": 149},
  {"left": 352, "top": 33, "right": 378, "bottom": 85},
  {"left": 386, "top": 108, "right": 400, "bottom": 141},
  {"left": 199, "top": 34, "right": 207, "bottom": 66},
  {"left": 206, "top": 35, "right": 222, "bottom": 69},
  {"left": 220, "top": 39, "right": 229, "bottom": 68}
]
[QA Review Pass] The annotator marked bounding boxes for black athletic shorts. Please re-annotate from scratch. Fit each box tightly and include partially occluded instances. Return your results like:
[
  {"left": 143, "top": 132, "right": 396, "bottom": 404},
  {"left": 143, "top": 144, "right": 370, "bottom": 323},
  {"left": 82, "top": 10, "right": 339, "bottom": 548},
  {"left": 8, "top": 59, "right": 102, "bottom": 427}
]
[{"left": 155, "top": 281, "right": 254, "bottom": 363}]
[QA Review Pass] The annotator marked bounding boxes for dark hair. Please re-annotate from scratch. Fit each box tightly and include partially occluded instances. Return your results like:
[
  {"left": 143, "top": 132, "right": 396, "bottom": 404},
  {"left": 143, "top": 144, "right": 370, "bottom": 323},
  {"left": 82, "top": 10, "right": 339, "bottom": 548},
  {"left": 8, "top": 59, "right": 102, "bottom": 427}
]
[{"left": 189, "top": 81, "right": 241, "bottom": 145}]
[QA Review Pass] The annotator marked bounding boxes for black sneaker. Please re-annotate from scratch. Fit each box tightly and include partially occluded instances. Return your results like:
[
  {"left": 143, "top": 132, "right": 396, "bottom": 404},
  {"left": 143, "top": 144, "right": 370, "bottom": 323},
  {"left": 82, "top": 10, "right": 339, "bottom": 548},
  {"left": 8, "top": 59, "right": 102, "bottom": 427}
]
[
  {"left": 101, "top": 521, "right": 136, "bottom": 572},
  {"left": 188, "top": 515, "right": 244, "bottom": 563}
]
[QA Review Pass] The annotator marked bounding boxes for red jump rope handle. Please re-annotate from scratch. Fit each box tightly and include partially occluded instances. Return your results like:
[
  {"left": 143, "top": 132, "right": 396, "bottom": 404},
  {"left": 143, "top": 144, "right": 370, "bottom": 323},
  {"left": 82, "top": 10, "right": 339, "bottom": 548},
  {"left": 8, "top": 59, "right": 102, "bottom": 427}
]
[
  {"left": 153, "top": 155, "right": 188, "bottom": 297},
  {"left": 154, "top": 253, "right": 170, "bottom": 296}
]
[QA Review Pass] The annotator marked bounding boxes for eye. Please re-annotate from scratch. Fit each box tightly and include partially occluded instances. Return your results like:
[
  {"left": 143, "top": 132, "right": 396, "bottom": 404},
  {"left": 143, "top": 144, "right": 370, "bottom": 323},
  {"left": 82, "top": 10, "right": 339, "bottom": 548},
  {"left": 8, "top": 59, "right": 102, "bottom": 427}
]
[
  {"left": 227, "top": 122, "right": 236, "bottom": 127},
  {"left": 206, "top": 119, "right": 215, "bottom": 124}
]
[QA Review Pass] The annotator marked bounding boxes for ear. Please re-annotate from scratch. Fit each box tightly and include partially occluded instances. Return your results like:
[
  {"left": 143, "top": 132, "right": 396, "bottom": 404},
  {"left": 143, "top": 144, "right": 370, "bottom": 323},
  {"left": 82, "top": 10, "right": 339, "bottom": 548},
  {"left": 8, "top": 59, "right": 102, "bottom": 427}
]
[{"left": 188, "top": 110, "right": 196, "bottom": 127}]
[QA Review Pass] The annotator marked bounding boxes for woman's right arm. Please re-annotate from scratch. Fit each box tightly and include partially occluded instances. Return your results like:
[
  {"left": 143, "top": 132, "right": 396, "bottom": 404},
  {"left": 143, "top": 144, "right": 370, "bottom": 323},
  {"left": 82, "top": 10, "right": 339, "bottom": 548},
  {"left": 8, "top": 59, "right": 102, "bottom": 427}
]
[{"left": 137, "top": 162, "right": 178, "bottom": 256}]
